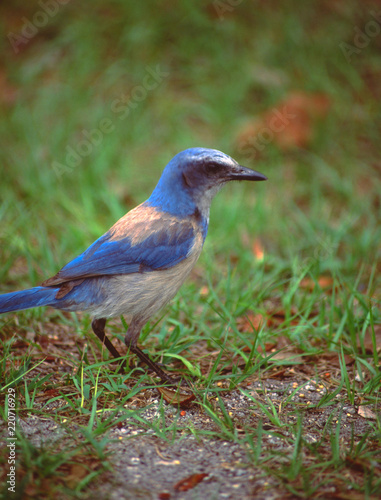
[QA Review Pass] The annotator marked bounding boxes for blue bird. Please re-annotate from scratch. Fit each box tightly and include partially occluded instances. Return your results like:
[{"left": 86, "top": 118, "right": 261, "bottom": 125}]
[{"left": 0, "top": 148, "right": 267, "bottom": 383}]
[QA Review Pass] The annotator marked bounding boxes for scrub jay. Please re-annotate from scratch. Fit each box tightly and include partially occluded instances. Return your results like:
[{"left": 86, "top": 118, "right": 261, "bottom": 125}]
[{"left": 0, "top": 148, "right": 266, "bottom": 384}]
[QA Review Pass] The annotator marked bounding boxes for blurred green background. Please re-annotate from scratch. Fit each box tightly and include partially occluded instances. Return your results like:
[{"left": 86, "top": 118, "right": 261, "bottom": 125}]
[
  {"left": 0, "top": 0, "right": 380, "bottom": 309},
  {"left": 1, "top": 4, "right": 380, "bottom": 496}
]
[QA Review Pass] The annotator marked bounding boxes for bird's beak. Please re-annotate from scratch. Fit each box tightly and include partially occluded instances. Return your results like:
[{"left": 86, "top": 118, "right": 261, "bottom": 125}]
[{"left": 228, "top": 164, "right": 268, "bottom": 182}]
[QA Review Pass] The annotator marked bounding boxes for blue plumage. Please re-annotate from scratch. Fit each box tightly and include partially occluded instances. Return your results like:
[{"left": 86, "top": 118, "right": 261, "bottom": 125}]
[
  {"left": 0, "top": 147, "right": 267, "bottom": 384},
  {"left": 0, "top": 287, "right": 59, "bottom": 313},
  {"left": 44, "top": 203, "right": 198, "bottom": 285}
]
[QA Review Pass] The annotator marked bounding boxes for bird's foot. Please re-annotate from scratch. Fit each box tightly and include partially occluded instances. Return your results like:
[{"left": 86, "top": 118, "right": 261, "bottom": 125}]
[{"left": 128, "top": 344, "right": 195, "bottom": 388}]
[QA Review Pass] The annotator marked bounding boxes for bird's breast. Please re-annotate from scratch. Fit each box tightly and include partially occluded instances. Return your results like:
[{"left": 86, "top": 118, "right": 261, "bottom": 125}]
[{"left": 90, "top": 230, "right": 204, "bottom": 321}]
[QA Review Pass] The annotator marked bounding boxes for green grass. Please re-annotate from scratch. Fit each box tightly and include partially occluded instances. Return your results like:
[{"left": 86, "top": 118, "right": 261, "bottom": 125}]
[{"left": 1, "top": 0, "right": 381, "bottom": 498}]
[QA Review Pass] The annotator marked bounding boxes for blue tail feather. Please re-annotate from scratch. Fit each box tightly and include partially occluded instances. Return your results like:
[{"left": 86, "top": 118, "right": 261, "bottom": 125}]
[{"left": 0, "top": 287, "right": 59, "bottom": 314}]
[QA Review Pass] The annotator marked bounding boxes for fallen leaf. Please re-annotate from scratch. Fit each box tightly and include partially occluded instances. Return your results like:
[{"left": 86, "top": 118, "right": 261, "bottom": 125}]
[
  {"left": 358, "top": 406, "right": 377, "bottom": 420},
  {"left": 10, "top": 339, "right": 29, "bottom": 348},
  {"left": 269, "top": 349, "right": 304, "bottom": 364},
  {"left": 319, "top": 352, "right": 355, "bottom": 369},
  {"left": 43, "top": 356, "right": 57, "bottom": 363},
  {"left": 256, "top": 342, "right": 277, "bottom": 353},
  {"left": 156, "top": 386, "right": 195, "bottom": 407},
  {"left": 158, "top": 493, "right": 171, "bottom": 500},
  {"left": 236, "top": 311, "right": 266, "bottom": 332},
  {"left": 300, "top": 276, "right": 334, "bottom": 291},
  {"left": 174, "top": 473, "right": 208, "bottom": 492},
  {"left": 43, "top": 388, "right": 60, "bottom": 398},
  {"left": 66, "top": 463, "right": 89, "bottom": 483}
]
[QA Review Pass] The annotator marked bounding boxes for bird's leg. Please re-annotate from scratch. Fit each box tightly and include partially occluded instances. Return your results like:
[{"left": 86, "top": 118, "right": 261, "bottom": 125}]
[
  {"left": 130, "top": 344, "right": 180, "bottom": 384},
  {"left": 91, "top": 318, "right": 126, "bottom": 371},
  {"left": 125, "top": 320, "right": 186, "bottom": 386}
]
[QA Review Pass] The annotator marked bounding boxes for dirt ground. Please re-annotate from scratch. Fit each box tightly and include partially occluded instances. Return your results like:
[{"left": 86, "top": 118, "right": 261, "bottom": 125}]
[{"left": 6, "top": 368, "right": 380, "bottom": 500}]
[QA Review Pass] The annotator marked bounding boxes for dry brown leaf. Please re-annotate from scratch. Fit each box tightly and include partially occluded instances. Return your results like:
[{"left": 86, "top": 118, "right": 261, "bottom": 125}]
[
  {"left": 42, "top": 388, "right": 60, "bottom": 398},
  {"left": 319, "top": 352, "right": 355, "bottom": 369},
  {"left": 300, "top": 276, "right": 334, "bottom": 291},
  {"left": 158, "top": 493, "right": 171, "bottom": 500},
  {"left": 358, "top": 406, "right": 377, "bottom": 420},
  {"left": 174, "top": 473, "right": 208, "bottom": 492},
  {"left": 236, "top": 311, "right": 266, "bottom": 332},
  {"left": 269, "top": 349, "right": 304, "bottom": 363},
  {"left": 9, "top": 339, "right": 29, "bottom": 349},
  {"left": 256, "top": 342, "right": 277, "bottom": 353},
  {"left": 66, "top": 463, "right": 89, "bottom": 488},
  {"left": 156, "top": 386, "right": 195, "bottom": 407}
]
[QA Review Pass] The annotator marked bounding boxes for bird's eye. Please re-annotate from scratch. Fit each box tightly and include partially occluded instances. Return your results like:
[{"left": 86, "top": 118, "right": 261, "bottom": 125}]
[{"left": 205, "top": 162, "right": 220, "bottom": 175}]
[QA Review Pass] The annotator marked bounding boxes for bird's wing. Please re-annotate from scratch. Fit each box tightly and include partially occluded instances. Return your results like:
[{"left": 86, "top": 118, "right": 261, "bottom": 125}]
[{"left": 42, "top": 203, "right": 197, "bottom": 287}]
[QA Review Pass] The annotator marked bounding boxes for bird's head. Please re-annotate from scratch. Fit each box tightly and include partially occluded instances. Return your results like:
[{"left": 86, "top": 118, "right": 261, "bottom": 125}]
[{"left": 148, "top": 147, "right": 267, "bottom": 217}]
